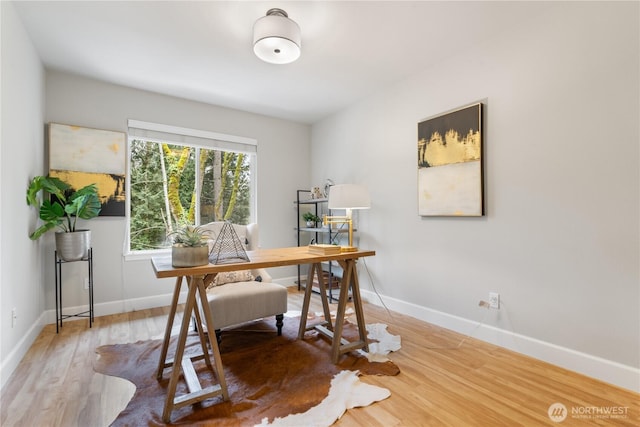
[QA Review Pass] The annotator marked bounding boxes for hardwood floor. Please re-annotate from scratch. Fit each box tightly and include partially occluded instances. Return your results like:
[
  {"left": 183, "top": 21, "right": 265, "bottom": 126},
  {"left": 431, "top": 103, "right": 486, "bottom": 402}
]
[{"left": 1, "top": 287, "right": 638, "bottom": 426}]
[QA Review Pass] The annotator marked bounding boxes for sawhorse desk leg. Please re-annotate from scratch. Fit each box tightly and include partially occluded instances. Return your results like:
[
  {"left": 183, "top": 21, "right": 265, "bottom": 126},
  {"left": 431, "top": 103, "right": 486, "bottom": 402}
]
[
  {"left": 157, "top": 275, "right": 229, "bottom": 423},
  {"left": 298, "top": 259, "right": 369, "bottom": 363}
]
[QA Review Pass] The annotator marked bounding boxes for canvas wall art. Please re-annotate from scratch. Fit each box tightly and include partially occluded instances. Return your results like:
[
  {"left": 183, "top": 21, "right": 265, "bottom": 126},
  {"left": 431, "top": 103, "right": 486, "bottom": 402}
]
[
  {"left": 417, "top": 103, "right": 483, "bottom": 216},
  {"left": 49, "top": 123, "right": 126, "bottom": 216}
]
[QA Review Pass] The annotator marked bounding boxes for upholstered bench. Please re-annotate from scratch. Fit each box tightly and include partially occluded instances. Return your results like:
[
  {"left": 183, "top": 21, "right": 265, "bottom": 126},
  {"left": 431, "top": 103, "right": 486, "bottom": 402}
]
[
  {"left": 199, "top": 222, "right": 288, "bottom": 342},
  {"left": 207, "top": 279, "right": 287, "bottom": 341}
]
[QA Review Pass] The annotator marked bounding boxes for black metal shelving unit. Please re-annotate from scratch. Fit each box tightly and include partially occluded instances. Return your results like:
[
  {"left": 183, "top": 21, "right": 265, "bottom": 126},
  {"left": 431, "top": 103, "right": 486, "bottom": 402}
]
[{"left": 295, "top": 190, "right": 349, "bottom": 301}]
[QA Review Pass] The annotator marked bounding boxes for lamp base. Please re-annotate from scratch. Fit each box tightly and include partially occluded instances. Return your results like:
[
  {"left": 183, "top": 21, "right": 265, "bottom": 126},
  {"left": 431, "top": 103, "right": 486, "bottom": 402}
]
[{"left": 339, "top": 246, "right": 358, "bottom": 253}]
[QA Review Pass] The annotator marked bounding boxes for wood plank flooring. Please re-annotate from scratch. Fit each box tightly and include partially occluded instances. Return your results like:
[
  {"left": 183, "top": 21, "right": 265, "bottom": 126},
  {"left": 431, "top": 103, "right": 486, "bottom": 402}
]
[{"left": 1, "top": 288, "right": 638, "bottom": 426}]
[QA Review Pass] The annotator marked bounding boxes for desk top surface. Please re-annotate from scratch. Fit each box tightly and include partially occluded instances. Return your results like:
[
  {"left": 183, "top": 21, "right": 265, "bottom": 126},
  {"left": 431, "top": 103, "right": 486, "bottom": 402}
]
[{"left": 151, "top": 246, "right": 376, "bottom": 278}]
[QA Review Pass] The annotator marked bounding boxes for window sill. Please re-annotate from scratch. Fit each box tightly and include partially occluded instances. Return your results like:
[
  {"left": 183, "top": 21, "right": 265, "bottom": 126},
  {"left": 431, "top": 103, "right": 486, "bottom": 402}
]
[{"left": 124, "top": 248, "right": 171, "bottom": 262}]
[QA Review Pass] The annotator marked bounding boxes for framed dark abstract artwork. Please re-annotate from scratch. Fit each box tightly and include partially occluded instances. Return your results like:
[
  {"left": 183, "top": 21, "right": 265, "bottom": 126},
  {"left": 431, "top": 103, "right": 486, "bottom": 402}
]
[
  {"left": 49, "top": 123, "right": 126, "bottom": 216},
  {"left": 417, "top": 102, "right": 484, "bottom": 216}
]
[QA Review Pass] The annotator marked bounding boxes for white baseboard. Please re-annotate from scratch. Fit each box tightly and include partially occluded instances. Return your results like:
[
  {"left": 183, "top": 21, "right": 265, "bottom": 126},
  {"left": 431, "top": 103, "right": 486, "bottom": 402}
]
[
  {"left": 272, "top": 276, "right": 299, "bottom": 288},
  {"left": 360, "top": 289, "right": 640, "bottom": 393},
  {"left": 0, "top": 311, "right": 47, "bottom": 389}
]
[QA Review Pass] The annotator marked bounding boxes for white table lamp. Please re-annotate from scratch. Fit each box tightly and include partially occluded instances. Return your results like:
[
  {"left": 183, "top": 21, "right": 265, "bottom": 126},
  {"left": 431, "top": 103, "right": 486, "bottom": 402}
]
[{"left": 324, "top": 184, "right": 371, "bottom": 252}]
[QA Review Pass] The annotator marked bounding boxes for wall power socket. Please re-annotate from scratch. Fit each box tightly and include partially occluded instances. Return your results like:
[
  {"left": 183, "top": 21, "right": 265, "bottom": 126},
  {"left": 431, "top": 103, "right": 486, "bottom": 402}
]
[{"left": 489, "top": 292, "right": 500, "bottom": 309}]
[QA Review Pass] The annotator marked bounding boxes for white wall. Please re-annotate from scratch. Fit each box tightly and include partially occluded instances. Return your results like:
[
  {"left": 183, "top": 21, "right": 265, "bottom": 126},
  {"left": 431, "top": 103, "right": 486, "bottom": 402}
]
[
  {"left": 311, "top": 2, "right": 639, "bottom": 390},
  {"left": 0, "top": 1, "right": 46, "bottom": 388},
  {"left": 44, "top": 71, "right": 310, "bottom": 314}
]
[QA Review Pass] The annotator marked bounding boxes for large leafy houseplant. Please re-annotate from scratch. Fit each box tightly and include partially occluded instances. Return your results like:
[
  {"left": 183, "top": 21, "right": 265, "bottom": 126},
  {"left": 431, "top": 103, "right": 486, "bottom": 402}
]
[{"left": 26, "top": 175, "right": 101, "bottom": 239}]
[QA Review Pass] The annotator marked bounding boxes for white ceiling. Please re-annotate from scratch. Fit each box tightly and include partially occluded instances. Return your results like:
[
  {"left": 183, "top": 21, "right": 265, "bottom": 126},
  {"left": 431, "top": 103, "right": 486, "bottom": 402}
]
[{"left": 13, "top": 1, "right": 554, "bottom": 124}]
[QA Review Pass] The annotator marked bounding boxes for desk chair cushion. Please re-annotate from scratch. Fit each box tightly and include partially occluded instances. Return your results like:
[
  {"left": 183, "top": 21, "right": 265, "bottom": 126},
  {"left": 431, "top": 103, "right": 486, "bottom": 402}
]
[{"left": 207, "top": 280, "right": 288, "bottom": 330}]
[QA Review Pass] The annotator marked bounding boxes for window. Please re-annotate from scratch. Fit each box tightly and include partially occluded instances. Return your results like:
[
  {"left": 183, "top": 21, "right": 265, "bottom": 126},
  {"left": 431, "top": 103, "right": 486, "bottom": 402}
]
[{"left": 127, "top": 120, "right": 256, "bottom": 253}]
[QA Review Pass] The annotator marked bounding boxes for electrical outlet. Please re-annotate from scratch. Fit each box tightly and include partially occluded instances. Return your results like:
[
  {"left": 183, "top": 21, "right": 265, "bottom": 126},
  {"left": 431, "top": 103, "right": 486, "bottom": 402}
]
[
  {"left": 11, "top": 308, "right": 17, "bottom": 328},
  {"left": 489, "top": 292, "right": 500, "bottom": 309},
  {"left": 84, "top": 278, "right": 90, "bottom": 290}
]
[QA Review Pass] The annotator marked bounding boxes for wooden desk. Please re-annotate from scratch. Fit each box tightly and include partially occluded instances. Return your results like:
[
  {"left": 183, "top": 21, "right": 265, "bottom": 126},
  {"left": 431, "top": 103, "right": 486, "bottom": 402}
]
[{"left": 151, "top": 246, "right": 375, "bottom": 422}]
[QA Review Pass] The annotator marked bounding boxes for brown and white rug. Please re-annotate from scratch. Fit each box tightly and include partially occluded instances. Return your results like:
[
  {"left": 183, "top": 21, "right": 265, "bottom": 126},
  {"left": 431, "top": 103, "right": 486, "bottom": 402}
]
[{"left": 94, "top": 315, "right": 400, "bottom": 426}]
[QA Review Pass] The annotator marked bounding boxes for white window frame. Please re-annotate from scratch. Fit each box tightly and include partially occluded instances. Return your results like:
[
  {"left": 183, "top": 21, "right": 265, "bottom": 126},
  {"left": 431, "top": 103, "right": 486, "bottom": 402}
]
[{"left": 124, "top": 120, "right": 258, "bottom": 260}]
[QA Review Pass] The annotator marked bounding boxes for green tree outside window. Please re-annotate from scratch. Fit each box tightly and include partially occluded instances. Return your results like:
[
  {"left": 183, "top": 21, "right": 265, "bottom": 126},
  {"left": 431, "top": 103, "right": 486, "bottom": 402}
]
[{"left": 129, "top": 139, "right": 251, "bottom": 251}]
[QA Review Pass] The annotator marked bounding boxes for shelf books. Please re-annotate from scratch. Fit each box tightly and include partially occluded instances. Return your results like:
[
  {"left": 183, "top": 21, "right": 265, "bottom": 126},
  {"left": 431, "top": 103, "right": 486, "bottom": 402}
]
[{"left": 307, "top": 244, "right": 341, "bottom": 255}]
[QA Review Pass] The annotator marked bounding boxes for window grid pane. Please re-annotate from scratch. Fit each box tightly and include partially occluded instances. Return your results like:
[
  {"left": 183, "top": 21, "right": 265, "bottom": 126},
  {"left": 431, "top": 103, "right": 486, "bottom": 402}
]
[{"left": 128, "top": 138, "right": 253, "bottom": 252}]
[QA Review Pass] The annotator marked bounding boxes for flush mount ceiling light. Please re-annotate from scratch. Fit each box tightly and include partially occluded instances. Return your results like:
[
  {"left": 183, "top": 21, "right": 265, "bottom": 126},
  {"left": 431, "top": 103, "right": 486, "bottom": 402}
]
[{"left": 253, "top": 8, "right": 301, "bottom": 64}]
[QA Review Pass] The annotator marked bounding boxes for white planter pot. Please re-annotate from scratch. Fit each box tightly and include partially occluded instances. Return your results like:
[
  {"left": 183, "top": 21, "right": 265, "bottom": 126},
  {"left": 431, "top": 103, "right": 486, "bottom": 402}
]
[
  {"left": 172, "top": 245, "right": 209, "bottom": 267},
  {"left": 55, "top": 230, "right": 91, "bottom": 261}
]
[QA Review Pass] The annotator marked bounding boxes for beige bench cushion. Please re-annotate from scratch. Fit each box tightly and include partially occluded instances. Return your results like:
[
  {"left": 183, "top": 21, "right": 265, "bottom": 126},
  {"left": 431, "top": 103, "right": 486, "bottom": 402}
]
[{"left": 207, "top": 281, "right": 287, "bottom": 330}]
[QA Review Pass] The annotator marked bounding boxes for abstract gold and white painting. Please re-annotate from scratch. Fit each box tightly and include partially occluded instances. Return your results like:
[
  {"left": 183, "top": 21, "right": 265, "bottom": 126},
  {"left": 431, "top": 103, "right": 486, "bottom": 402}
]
[
  {"left": 49, "top": 123, "right": 126, "bottom": 216},
  {"left": 418, "top": 103, "right": 483, "bottom": 216}
]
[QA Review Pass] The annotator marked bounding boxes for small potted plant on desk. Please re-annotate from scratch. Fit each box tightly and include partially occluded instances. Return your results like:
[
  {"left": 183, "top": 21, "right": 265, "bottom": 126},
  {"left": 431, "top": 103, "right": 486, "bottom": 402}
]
[
  {"left": 302, "top": 212, "right": 321, "bottom": 228},
  {"left": 26, "top": 175, "right": 101, "bottom": 261},
  {"left": 169, "top": 225, "right": 210, "bottom": 267}
]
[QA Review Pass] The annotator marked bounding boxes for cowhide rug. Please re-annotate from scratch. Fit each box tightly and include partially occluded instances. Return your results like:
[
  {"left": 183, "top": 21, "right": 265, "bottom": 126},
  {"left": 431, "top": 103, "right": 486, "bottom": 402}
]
[{"left": 94, "top": 314, "right": 400, "bottom": 426}]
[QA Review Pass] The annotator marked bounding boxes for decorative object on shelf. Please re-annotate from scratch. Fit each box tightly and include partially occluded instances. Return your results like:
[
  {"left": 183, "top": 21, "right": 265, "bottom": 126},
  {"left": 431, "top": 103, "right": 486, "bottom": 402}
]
[
  {"left": 169, "top": 225, "right": 210, "bottom": 267},
  {"left": 323, "top": 179, "right": 334, "bottom": 198},
  {"left": 209, "top": 221, "right": 250, "bottom": 265},
  {"left": 49, "top": 122, "right": 126, "bottom": 217},
  {"left": 253, "top": 8, "right": 301, "bottom": 64},
  {"left": 325, "top": 184, "right": 371, "bottom": 252},
  {"left": 310, "top": 186, "right": 323, "bottom": 199},
  {"left": 418, "top": 102, "right": 484, "bottom": 216},
  {"left": 302, "top": 212, "right": 321, "bottom": 227},
  {"left": 26, "top": 175, "right": 101, "bottom": 261}
]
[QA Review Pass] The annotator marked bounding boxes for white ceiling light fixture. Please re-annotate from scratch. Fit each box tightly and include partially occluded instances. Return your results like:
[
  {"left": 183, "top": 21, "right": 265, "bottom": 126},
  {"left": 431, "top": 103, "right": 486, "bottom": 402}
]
[{"left": 253, "top": 8, "right": 301, "bottom": 64}]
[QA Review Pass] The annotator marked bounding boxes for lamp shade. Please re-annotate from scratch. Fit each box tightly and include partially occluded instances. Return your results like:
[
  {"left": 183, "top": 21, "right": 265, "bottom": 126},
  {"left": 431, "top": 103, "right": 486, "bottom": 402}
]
[
  {"left": 253, "top": 9, "right": 301, "bottom": 64},
  {"left": 328, "top": 184, "right": 371, "bottom": 210}
]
